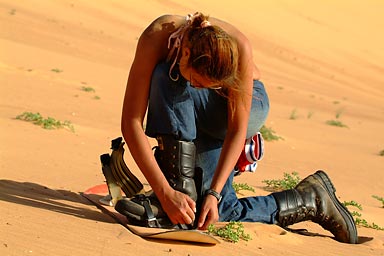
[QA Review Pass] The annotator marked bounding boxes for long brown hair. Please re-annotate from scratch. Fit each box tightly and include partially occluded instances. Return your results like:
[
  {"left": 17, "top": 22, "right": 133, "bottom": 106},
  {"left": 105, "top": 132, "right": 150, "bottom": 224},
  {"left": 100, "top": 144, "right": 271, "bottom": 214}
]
[{"left": 183, "top": 12, "right": 243, "bottom": 110}]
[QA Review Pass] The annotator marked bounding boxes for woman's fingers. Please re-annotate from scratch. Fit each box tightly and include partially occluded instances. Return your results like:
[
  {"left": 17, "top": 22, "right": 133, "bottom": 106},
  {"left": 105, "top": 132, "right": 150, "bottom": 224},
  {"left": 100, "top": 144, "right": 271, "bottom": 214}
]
[
  {"left": 186, "top": 195, "right": 197, "bottom": 214},
  {"left": 197, "top": 196, "right": 219, "bottom": 230},
  {"left": 164, "top": 191, "right": 196, "bottom": 225},
  {"left": 179, "top": 195, "right": 196, "bottom": 224},
  {"left": 197, "top": 206, "right": 208, "bottom": 229}
]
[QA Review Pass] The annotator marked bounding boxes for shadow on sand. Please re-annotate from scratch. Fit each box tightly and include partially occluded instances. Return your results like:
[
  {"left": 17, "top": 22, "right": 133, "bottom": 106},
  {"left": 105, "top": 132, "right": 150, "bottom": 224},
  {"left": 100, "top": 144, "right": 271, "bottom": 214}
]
[{"left": 0, "top": 179, "right": 114, "bottom": 224}]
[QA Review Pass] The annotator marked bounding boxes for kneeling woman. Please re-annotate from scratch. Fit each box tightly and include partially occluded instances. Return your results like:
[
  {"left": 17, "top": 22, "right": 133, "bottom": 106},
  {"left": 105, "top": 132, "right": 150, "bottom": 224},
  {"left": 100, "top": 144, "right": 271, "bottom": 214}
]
[{"left": 119, "top": 12, "right": 357, "bottom": 244}]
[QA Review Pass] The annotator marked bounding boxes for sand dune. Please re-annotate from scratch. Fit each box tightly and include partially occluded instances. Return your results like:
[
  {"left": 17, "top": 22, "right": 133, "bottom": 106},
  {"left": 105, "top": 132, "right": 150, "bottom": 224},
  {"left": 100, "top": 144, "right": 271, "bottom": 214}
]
[{"left": 1, "top": 0, "right": 383, "bottom": 255}]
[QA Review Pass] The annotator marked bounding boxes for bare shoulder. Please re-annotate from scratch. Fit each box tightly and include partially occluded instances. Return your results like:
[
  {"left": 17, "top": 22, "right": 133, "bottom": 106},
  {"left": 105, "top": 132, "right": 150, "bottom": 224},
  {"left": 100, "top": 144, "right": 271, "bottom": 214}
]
[
  {"left": 142, "top": 14, "right": 185, "bottom": 37},
  {"left": 134, "top": 14, "right": 185, "bottom": 60}
]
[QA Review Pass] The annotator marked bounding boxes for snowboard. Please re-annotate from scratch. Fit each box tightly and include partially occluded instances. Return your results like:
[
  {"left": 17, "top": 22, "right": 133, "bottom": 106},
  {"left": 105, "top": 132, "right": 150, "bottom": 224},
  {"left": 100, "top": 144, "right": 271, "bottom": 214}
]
[{"left": 82, "top": 184, "right": 220, "bottom": 245}]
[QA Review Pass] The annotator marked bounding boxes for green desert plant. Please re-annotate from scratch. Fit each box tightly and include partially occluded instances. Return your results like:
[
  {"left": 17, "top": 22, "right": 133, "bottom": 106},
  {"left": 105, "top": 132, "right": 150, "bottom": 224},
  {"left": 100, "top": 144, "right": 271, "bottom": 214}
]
[
  {"left": 307, "top": 111, "right": 314, "bottom": 119},
  {"left": 208, "top": 221, "right": 252, "bottom": 243},
  {"left": 289, "top": 109, "right": 298, "bottom": 120},
  {"left": 372, "top": 195, "right": 384, "bottom": 208},
  {"left": 81, "top": 86, "right": 96, "bottom": 93},
  {"left": 326, "top": 119, "right": 348, "bottom": 128},
  {"left": 343, "top": 200, "right": 384, "bottom": 230},
  {"left": 326, "top": 108, "right": 348, "bottom": 128},
  {"left": 335, "top": 108, "right": 344, "bottom": 119},
  {"left": 262, "top": 172, "right": 301, "bottom": 191},
  {"left": 379, "top": 150, "right": 384, "bottom": 156},
  {"left": 232, "top": 183, "right": 255, "bottom": 193},
  {"left": 354, "top": 218, "right": 384, "bottom": 231},
  {"left": 343, "top": 200, "right": 362, "bottom": 210},
  {"left": 51, "top": 68, "right": 63, "bottom": 73},
  {"left": 80, "top": 86, "right": 100, "bottom": 99},
  {"left": 260, "top": 125, "right": 283, "bottom": 141},
  {"left": 16, "top": 112, "right": 74, "bottom": 132}
]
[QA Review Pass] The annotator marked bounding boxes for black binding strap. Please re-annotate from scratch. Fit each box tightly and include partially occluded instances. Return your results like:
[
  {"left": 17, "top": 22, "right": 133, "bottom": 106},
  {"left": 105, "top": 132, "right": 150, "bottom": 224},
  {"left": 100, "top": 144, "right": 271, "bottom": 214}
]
[{"left": 135, "top": 194, "right": 160, "bottom": 228}]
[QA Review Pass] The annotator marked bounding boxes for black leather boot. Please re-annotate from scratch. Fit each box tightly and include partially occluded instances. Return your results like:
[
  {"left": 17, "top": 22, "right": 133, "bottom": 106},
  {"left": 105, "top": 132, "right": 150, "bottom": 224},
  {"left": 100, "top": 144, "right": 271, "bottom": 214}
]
[
  {"left": 115, "top": 135, "right": 200, "bottom": 229},
  {"left": 272, "top": 170, "right": 358, "bottom": 244},
  {"left": 154, "top": 135, "right": 198, "bottom": 201}
]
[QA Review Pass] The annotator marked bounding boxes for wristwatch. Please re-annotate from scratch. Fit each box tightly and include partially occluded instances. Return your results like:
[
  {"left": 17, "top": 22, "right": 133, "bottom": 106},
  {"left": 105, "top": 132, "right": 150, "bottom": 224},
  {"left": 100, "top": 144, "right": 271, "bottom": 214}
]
[{"left": 205, "top": 189, "right": 222, "bottom": 203}]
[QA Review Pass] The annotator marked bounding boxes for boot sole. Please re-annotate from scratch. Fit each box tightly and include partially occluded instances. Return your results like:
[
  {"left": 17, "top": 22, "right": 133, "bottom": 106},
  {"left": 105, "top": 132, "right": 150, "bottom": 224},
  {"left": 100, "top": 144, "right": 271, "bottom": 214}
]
[{"left": 313, "top": 170, "right": 358, "bottom": 244}]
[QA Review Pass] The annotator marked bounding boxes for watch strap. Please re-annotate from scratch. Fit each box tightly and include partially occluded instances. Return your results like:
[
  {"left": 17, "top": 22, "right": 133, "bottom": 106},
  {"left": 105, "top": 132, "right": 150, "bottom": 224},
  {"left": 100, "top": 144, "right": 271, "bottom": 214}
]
[{"left": 205, "top": 189, "right": 222, "bottom": 203}]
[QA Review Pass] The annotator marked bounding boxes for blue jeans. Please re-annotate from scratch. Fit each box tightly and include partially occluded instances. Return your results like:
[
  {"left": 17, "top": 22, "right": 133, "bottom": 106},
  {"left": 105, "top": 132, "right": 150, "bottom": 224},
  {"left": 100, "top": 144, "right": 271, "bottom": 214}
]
[{"left": 146, "top": 62, "right": 278, "bottom": 224}]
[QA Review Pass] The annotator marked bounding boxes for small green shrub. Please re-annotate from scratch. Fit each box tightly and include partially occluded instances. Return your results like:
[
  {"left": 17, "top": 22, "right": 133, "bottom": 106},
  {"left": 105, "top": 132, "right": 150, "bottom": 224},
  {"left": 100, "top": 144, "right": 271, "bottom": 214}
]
[
  {"left": 343, "top": 200, "right": 384, "bottom": 230},
  {"left": 289, "top": 109, "right": 298, "bottom": 120},
  {"left": 51, "top": 68, "right": 63, "bottom": 73},
  {"left": 326, "top": 120, "right": 348, "bottom": 128},
  {"left": 335, "top": 108, "right": 344, "bottom": 119},
  {"left": 232, "top": 183, "right": 255, "bottom": 193},
  {"left": 16, "top": 112, "right": 74, "bottom": 132},
  {"left": 355, "top": 219, "right": 384, "bottom": 230},
  {"left": 81, "top": 86, "right": 95, "bottom": 93},
  {"left": 260, "top": 125, "right": 283, "bottom": 141},
  {"left": 372, "top": 195, "right": 384, "bottom": 208},
  {"left": 343, "top": 200, "right": 362, "bottom": 210},
  {"left": 80, "top": 86, "right": 100, "bottom": 99},
  {"left": 379, "top": 150, "right": 384, "bottom": 156},
  {"left": 262, "top": 172, "right": 301, "bottom": 191},
  {"left": 208, "top": 221, "right": 251, "bottom": 243},
  {"left": 326, "top": 109, "right": 348, "bottom": 127}
]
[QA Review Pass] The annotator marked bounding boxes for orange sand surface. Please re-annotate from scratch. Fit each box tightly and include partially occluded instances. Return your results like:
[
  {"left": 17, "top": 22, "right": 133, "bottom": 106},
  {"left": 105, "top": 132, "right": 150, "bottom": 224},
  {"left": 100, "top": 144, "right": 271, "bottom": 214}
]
[{"left": 1, "top": 1, "right": 383, "bottom": 255}]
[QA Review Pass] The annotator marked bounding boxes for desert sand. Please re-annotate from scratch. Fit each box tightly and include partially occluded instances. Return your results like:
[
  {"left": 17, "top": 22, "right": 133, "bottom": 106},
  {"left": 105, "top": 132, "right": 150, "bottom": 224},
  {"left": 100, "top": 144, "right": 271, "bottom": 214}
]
[{"left": 1, "top": 0, "right": 384, "bottom": 255}]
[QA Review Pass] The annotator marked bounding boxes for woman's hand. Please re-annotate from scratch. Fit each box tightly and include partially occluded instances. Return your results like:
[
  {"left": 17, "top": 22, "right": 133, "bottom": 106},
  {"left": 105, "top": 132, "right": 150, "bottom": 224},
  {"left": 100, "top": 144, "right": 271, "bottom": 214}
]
[
  {"left": 159, "top": 188, "right": 196, "bottom": 225},
  {"left": 197, "top": 195, "right": 220, "bottom": 230}
]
